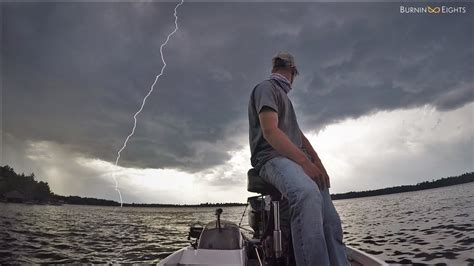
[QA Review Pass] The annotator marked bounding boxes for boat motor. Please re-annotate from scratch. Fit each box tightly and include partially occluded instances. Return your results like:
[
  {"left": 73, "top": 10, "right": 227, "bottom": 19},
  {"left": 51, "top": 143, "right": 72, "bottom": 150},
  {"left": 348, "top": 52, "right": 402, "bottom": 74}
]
[
  {"left": 197, "top": 209, "right": 244, "bottom": 250},
  {"left": 248, "top": 196, "right": 264, "bottom": 238},
  {"left": 215, "top": 208, "right": 223, "bottom": 232},
  {"left": 188, "top": 224, "right": 204, "bottom": 249}
]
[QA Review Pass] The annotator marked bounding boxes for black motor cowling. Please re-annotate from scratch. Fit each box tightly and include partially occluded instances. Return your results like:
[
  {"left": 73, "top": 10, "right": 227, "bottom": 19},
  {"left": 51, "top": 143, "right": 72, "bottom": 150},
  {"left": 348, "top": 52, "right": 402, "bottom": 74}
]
[{"left": 248, "top": 196, "right": 265, "bottom": 239}]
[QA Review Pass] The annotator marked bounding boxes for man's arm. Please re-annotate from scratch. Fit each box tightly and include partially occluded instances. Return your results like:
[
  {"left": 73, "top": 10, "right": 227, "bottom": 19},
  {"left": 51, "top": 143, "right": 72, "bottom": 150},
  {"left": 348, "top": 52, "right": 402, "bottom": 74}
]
[
  {"left": 259, "top": 108, "right": 326, "bottom": 188},
  {"left": 300, "top": 131, "right": 331, "bottom": 188}
]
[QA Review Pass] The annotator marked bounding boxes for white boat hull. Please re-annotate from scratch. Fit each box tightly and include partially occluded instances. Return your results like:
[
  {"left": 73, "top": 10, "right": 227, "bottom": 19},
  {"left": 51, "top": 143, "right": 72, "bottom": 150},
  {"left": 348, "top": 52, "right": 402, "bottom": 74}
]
[
  {"left": 158, "top": 246, "right": 247, "bottom": 266},
  {"left": 346, "top": 246, "right": 388, "bottom": 266},
  {"left": 158, "top": 245, "right": 388, "bottom": 266}
]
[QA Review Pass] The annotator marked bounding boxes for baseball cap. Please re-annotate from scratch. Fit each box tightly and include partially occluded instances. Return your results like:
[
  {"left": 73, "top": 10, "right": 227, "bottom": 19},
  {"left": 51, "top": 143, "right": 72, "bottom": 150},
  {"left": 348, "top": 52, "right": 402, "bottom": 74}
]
[{"left": 272, "top": 51, "right": 299, "bottom": 75}]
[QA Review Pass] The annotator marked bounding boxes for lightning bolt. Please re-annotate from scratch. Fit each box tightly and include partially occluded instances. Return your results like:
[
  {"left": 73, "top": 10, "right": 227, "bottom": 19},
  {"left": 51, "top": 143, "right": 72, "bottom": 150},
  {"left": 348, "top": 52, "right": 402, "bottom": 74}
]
[{"left": 112, "top": 0, "right": 184, "bottom": 207}]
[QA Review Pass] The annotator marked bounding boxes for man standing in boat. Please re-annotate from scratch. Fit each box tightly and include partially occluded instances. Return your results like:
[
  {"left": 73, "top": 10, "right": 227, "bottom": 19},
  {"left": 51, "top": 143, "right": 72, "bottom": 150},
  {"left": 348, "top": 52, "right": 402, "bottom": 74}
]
[{"left": 248, "top": 52, "right": 349, "bottom": 265}]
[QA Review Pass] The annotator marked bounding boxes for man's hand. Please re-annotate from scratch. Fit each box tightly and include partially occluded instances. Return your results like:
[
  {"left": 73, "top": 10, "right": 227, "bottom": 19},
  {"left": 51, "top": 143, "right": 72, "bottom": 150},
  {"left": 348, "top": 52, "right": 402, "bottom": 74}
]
[
  {"left": 301, "top": 159, "right": 326, "bottom": 189},
  {"left": 323, "top": 172, "right": 331, "bottom": 188},
  {"left": 311, "top": 158, "right": 331, "bottom": 189}
]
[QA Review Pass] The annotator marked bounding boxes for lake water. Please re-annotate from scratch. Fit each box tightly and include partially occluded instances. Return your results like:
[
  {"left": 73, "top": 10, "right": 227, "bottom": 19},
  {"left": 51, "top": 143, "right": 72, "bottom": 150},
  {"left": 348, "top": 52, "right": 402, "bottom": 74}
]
[{"left": 1, "top": 183, "right": 473, "bottom": 264}]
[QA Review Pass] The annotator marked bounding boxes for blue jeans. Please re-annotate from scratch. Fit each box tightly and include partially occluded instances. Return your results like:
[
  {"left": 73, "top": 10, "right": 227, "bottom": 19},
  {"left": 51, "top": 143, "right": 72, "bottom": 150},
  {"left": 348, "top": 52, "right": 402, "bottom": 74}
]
[{"left": 259, "top": 156, "right": 349, "bottom": 266}]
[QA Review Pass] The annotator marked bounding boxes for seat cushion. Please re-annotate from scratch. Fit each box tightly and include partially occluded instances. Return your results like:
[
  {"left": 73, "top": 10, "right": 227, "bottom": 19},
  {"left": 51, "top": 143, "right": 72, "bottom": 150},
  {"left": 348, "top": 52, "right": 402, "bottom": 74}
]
[{"left": 247, "top": 168, "right": 279, "bottom": 195}]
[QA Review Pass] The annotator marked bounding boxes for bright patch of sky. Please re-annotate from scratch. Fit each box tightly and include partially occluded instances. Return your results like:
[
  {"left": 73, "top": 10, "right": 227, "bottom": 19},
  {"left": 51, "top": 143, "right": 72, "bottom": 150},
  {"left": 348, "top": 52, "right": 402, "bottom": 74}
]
[{"left": 16, "top": 103, "right": 471, "bottom": 204}]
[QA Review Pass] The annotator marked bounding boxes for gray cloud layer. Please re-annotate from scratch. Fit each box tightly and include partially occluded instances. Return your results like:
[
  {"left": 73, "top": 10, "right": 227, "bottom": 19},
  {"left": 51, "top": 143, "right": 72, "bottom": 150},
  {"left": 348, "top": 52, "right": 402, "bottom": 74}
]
[{"left": 2, "top": 2, "right": 473, "bottom": 173}]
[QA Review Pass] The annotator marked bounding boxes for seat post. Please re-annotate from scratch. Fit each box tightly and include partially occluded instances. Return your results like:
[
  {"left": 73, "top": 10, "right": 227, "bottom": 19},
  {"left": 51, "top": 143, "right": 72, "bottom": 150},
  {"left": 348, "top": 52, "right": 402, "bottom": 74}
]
[{"left": 272, "top": 200, "right": 283, "bottom": 259}]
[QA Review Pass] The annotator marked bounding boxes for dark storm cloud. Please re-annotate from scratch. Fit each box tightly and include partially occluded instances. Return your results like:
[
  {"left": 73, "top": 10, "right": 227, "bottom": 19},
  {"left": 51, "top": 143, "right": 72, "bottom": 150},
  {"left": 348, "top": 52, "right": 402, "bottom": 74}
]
[
  {"left": 274, "top": 4, "right": 473, "bottom": 130},
  {"left": 2, "top": 2, "right": 473, "bottom": 172}
]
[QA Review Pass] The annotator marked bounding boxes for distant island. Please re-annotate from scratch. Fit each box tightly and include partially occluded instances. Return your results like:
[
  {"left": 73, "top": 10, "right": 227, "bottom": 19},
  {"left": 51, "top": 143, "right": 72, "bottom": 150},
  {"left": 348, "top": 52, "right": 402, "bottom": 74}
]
[{"left": 0, "top": 165, "right": 473, "bottom": 207}]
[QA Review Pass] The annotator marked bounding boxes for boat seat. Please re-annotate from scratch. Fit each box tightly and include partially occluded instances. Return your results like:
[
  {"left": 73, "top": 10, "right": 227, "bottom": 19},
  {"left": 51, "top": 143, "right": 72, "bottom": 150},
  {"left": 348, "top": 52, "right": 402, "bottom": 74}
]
[{"left": 247, "top": 168, "right": 280, "bottom": 196}]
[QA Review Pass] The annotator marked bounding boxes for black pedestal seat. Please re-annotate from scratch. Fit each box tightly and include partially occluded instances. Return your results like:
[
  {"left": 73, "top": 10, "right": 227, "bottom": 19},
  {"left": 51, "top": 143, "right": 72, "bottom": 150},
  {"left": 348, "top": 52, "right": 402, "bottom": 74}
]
[{"left": 247, "top": 168, "right": 280, "bottom": 196}]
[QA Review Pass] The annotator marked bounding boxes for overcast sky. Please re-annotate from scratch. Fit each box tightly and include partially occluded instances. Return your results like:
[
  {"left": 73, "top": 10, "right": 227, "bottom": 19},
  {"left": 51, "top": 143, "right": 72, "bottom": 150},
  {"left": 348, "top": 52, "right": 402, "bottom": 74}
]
[{"left": 1, "top": 1, "right": 473, "bottom": 204}]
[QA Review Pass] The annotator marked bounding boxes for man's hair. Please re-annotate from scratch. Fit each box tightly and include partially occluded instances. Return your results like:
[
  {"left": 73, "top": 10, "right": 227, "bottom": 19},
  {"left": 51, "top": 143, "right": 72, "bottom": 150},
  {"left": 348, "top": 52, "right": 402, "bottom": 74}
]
[
  {"left": 272, "top": 57, "right": 289, "bottom": 69},
  {"left": 272, "top": 58, "right": 298, "bottom": 75},
  {"left": 272, "top": 58, "right": 286, "bottom": 71}
]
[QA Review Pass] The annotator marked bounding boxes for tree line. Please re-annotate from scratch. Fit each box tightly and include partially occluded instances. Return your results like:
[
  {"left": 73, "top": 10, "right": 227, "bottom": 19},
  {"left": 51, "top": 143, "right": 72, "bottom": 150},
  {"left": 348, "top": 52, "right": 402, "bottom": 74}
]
[
  {"left": 1, "top": 165, "right": 473, "bottom": 205},
  {"left": 0, "top": 165, "right": 51, "bottom": 202},
  {"left": 330, "top": 172, "right": 474, "bottom": 200},
  {"left": 0, "top": 165, "right": 119, "bottom": 205}
]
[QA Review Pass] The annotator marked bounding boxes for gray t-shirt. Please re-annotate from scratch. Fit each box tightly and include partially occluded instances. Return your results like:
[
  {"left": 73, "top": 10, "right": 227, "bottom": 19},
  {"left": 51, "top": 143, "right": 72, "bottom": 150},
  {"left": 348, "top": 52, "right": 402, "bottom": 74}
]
[{"left": 248, "top": 78, "right": 303, "bottom": 170}]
